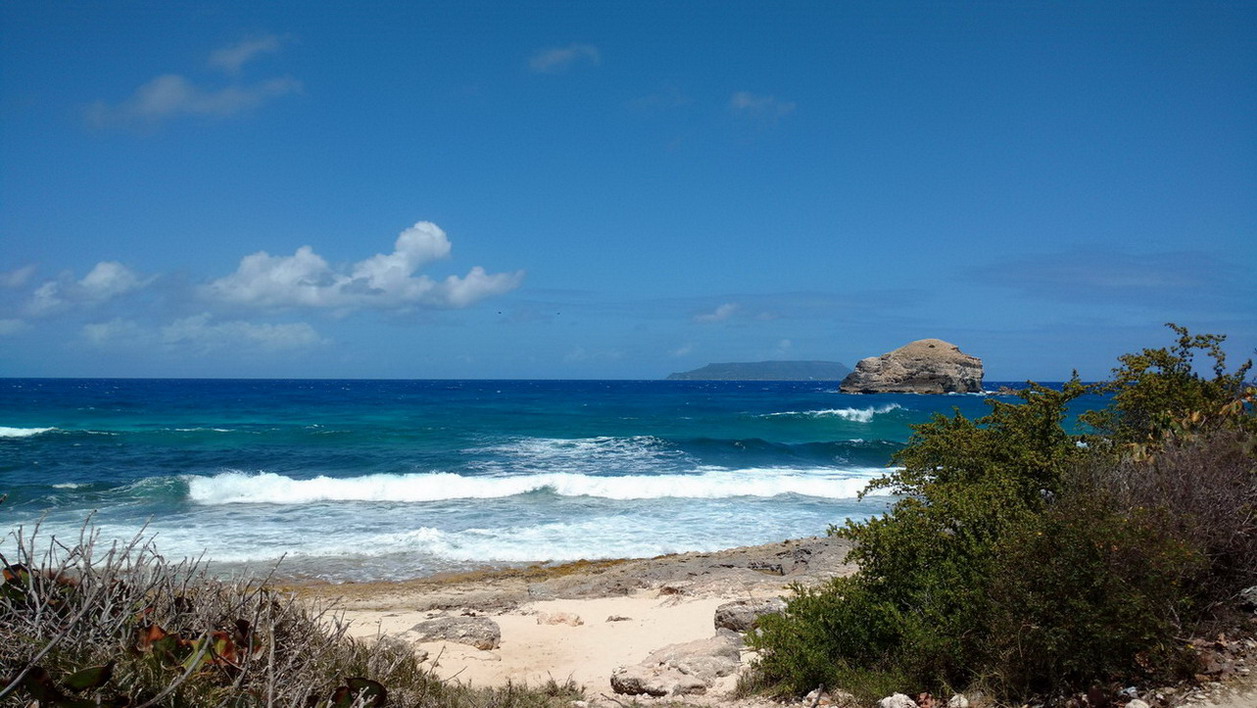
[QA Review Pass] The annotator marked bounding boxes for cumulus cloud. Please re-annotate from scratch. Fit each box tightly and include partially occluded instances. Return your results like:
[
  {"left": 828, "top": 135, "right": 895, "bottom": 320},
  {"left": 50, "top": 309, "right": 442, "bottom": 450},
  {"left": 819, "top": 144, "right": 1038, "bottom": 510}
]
[
  {"left": 693, "top": 302, "right": 739, "bottom": 323},
  {"left": 27, "top": 262, "right": 148, "bottom": 316},
  {"left": 529, "top": 43, "right": 601, "bottom": 73},
  {"left": 729, "top": 91, "right": 796, "bottom": 119},
  {"left": 87, "top": 74, "right": 301, "bottom": 126},
  {"left": 205, "top": 221, "right": 523, "bottom": 311},
  {"left": 1, "top": 265, "right": 36, "bottom": 289},
  {"left": 209, "top": 35, "right": 285, "bottom": 74}
]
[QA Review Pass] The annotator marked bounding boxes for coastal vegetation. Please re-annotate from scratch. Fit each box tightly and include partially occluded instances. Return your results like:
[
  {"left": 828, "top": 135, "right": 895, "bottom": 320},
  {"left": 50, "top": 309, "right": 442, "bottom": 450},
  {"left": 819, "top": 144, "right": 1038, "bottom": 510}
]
[
  {"left": 748, "top": 325, "right": 1257, "bottom": 704},
  {"left": 0, "top": 522, "right": 582, "bottom": 707}
]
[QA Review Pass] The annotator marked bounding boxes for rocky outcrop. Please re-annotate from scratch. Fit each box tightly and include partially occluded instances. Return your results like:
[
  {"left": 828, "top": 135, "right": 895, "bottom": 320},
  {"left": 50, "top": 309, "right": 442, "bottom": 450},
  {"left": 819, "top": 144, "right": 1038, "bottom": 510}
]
[
  {"left": 610, "top": 631, "right": 742, "bottom": 697},
  {"left": 403, "top": 616, "right": 501, "bottom": 650},
  {"left": 840, "top": 339, "right": 983, "bottom": 394},
  {"left": 713, "top": 597, "right": 787, "bottom": 632}
]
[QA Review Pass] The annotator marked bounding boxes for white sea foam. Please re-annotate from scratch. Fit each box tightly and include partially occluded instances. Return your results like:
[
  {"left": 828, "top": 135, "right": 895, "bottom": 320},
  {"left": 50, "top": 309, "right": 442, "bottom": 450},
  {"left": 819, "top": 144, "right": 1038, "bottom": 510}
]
[
  {"left": 186, "top": 467, "right": 888, "bottom": 505},
  {"left": 764, "top": 403, "right": 903, "bottom": 423},
  {"left": 52, "top": 482, "right": 87, "bottom": 489},
  {"left": 0, "top": 426, "right": 56, "bottom": 438}
]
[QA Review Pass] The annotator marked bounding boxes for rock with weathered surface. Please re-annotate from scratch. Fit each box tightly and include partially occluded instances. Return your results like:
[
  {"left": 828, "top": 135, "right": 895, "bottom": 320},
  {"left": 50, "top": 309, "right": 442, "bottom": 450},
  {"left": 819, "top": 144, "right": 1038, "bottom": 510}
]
[
  {"left": 536, "top": 611, "right": 583, "bottom": 626},
  {"left": 840, "top": 339, "right": 983, "bottom": 394},
  {"left": 713, "top": 597, "right": 787, "bottom": 632},
  {"left": 404, "top": 616, "right": 501, "bottom": 650},
  {"left": 878, "top": 694, "right": 919, "bottom": 708},
  {"left": 1238, "top": 585, "right": 1257, "bottom": 610},
  {"left": 610, "top": 631, "right": 742, "bottom": 697}
]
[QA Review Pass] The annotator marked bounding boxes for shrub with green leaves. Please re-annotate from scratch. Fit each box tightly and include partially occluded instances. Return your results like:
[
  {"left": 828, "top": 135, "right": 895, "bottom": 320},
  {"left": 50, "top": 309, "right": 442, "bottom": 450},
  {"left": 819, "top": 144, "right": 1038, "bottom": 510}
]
[{"left": 749, "top": 325, "right": 1256, "bottom": 704}]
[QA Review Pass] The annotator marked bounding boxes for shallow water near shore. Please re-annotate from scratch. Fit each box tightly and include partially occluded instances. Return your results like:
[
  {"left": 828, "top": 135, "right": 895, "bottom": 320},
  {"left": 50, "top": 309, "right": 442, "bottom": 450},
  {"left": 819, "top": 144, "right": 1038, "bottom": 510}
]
[{"left": 0, "top": 378, "right": 1099, "bottom": 582}]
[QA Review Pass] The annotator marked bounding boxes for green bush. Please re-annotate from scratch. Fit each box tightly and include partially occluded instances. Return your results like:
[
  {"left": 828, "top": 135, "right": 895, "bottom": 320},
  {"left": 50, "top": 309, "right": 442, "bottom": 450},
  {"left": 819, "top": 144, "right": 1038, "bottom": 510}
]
[{"left": 748, "top": 325, "right": 1256, "bottom": 704}]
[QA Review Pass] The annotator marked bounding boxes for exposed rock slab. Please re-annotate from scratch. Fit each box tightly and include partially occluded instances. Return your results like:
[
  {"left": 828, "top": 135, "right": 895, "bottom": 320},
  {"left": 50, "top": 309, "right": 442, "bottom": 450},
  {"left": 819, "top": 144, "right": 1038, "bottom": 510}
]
[
  {"left": 714, "top": 597, "right": 787, "bottom": 632},
  {"left": 403, "top": 616, "right": 501, "bottom": 650},
  {"left": 840, "top": 339, "right": 983, "bottom": 394},
  {"left": 610, "top": 630, "right": 743, "bottom": 697}
]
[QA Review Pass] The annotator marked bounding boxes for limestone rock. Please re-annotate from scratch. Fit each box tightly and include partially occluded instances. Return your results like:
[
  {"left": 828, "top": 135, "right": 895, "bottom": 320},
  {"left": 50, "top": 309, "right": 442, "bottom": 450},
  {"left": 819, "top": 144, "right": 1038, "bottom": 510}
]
[
  {"left": 878, "top": 693, "right": 919, "bottom": 708},
  {"left": 946, "top": 694, "right": 969, "bottom": 708},
  {"left": 610, "top": 631, "right": 742, "bottom": 697},
  {"left": 404, "top": 616, "right": 501, "bottom": 650},
  {"left": 713, "top": 597, "right": 787, "bottom": 632},
  {"left": 536, "top": 611, "right": 584, "bottom": 626},
  {"left": 840, "top": 339, "right": 983, "bottom": 394}
]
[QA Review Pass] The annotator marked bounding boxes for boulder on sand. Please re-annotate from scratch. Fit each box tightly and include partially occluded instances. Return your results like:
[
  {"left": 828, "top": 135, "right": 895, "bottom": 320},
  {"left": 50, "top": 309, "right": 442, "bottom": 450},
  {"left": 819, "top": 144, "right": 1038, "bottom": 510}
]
[
  {"left": 713, "top": 597, "right": 787, "bottom": 632},
  {"left": 403, "top": 616, "right": 501, "bottom": 650},
  {"left": 610, "top": 631, "right": 742, "bottom": 697}
]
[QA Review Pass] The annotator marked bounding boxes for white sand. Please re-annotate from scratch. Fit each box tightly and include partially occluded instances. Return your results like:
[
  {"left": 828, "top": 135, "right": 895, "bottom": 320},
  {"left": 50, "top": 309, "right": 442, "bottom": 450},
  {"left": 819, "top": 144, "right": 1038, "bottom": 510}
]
[{"left": 343, "top": 591, "right": 735, "bottom": 691}]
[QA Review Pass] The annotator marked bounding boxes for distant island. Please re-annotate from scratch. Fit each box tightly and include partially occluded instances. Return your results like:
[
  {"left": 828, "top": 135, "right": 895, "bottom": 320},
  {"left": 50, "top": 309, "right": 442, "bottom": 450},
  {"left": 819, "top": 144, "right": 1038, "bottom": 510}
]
[{"left": 666, "top": 361, "right": 852, "bottom": 381}]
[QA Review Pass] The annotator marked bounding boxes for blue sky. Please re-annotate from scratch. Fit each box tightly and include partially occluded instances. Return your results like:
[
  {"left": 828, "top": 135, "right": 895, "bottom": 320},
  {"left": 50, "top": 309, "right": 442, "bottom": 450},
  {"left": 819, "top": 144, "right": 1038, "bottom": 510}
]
[{"left": 1, "top": 0, "right": 1253, "bottom": 380}]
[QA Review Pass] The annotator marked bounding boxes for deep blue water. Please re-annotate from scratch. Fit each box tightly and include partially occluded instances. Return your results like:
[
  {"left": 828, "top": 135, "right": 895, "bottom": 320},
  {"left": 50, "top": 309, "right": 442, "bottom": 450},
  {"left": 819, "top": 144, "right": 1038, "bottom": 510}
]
[{"left": 0, "top": 379, "right": 1098, "bottom": 581}]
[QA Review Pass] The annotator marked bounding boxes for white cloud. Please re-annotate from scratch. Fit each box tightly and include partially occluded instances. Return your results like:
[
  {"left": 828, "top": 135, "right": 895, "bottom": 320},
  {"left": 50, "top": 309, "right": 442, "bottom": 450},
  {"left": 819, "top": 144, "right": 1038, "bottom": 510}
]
[
  {"left": 27, "top": 262, "right": 148, "bottom": 316},
  {"left": 205, "top": 221, "right": 523, "bottom": 311},
  {"left": 670, "top": 343, "right": 694, "bottom": 357},
  {"left": 82, "top": 318, "right": 146, "bottom": 345},
  {"left": 772, "top": 338, "right": 793, "bottom": 356},
  {"left": 529, "top": 43, "right": 601, "bottom": 73},
  {"left": 693, "top": 302, "right": 739, "bottom": 323},
  {"left": 730, "top": 91, "right": 796, "bottom": 119},
  {"left": 209, "top": 35, "right": 284, "bottom": 74},
  {"left": 162, "top": 314, "right": 323, "bottom": 352},
  {"left": 0, "top": 319, "right": 27, "bottom": 336},
  {"left": 87, "top": 74, "right": 301, "bottom": 126},
  {"left": 0, "top": 265, "right": 36, "bottom": 289}
]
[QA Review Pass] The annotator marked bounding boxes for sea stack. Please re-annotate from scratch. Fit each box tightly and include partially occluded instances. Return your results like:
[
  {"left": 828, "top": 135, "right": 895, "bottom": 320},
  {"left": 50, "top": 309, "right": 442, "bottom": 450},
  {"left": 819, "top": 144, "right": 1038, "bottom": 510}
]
[{"left": 839, "top": 339, "right": 983, "bottom": 394}]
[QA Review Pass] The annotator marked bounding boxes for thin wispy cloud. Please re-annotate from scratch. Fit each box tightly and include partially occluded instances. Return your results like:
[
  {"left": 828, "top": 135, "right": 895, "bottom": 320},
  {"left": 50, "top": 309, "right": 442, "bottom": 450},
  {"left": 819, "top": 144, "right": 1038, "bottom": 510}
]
[
  {"left": 83, "top": 315, "right": 324, "bottom": 353},
  {"left": 204, "top": 221, "right": 524, "bottom": 311},
  {"left": 729, "top": 91, "right": 796, "bottom": 120},
  {"left": 87, "top": 74, "right": 301, "bottom": 126},
  {"left": 0, "top": 265, "right": 36, "bottom": 289},
  {"left": 87, "top": 36, "right": 300, "bottom": 127},
  {"left": 693, "top": 302, "right": 739, "bottom": 323},
  {"left": 972, "top": 249, "right": 1253, "bottom": 309},
  {"left": 209, "top": 34, "right": 285, "bottom": 74},
  {"left": 0, "top": 319, "right": 27, "bottom": 336},
  {"left": 162, "top": 314, "right": 323, "bottom": 352},
  {"left": 529, "top": 43, "right": 601, "bottom": 73}
]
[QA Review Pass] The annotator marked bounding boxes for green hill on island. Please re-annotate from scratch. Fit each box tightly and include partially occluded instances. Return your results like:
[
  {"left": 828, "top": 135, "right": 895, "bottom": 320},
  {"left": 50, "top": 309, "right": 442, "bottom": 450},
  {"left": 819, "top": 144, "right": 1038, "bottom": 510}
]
[{"left": 666, "top": 360, "right": 851, "bottom": 381}]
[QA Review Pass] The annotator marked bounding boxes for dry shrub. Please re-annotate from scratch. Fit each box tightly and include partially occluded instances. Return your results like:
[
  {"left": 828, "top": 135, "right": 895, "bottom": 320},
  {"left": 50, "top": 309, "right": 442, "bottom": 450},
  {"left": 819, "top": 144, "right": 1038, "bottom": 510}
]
[{"left": 0, "top": 521, "right": 583, "bottom": 708}]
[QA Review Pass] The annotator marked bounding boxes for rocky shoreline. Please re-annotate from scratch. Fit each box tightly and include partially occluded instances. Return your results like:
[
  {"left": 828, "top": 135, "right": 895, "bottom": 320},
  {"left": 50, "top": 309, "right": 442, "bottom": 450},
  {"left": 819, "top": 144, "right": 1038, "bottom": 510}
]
[{"left": 290, "top": 536, "right": 1257, "bottom": 708}]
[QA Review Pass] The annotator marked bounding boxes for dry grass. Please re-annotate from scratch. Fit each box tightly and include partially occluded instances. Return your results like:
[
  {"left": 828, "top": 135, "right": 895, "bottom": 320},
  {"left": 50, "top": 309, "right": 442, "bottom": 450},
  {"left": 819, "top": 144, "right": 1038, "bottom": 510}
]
[{"left": 0, "top": 519, "right": 584, "bottom": 708}]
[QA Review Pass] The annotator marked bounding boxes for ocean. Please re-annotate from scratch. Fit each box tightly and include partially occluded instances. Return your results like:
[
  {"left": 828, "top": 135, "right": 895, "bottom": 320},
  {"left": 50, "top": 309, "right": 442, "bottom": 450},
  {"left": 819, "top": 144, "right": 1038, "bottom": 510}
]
[{"left": 0, "top": 378, "right": 1090, "bottom": 583}]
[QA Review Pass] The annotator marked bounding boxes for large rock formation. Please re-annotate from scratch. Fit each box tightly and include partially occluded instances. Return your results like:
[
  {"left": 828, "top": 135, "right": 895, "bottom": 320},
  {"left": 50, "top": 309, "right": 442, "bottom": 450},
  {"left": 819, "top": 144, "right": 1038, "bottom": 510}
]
[{"left": 839, "top": 339, "right": 983, "bottom": 394}]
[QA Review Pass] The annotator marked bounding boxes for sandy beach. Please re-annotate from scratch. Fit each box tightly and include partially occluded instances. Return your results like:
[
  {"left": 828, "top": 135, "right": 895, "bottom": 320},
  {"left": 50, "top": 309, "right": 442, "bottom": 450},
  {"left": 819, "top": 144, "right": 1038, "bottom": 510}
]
[{"left": 293, "top": 536, "right": 858, "bottom": 702}]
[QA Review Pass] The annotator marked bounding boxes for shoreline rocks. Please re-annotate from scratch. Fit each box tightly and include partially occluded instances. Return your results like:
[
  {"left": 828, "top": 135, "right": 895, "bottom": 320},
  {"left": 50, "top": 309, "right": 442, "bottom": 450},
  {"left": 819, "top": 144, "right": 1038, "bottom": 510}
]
[{"left": 840, "top": 339, "right": 983, "bottom": 394}]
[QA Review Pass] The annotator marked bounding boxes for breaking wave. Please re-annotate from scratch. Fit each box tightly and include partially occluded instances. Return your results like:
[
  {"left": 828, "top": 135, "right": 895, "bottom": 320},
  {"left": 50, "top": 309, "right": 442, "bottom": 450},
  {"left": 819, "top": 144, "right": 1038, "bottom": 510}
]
[{"left": 185, "top": 467, "right": 889, "bottom": 505}]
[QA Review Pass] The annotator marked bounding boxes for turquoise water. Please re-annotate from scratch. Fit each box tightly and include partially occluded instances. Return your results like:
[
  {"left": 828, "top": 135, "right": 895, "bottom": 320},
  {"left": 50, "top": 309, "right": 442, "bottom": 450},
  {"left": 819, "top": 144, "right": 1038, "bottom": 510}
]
[{"left": 0, "top": 379, "right": 1095, "bottom": 581}]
